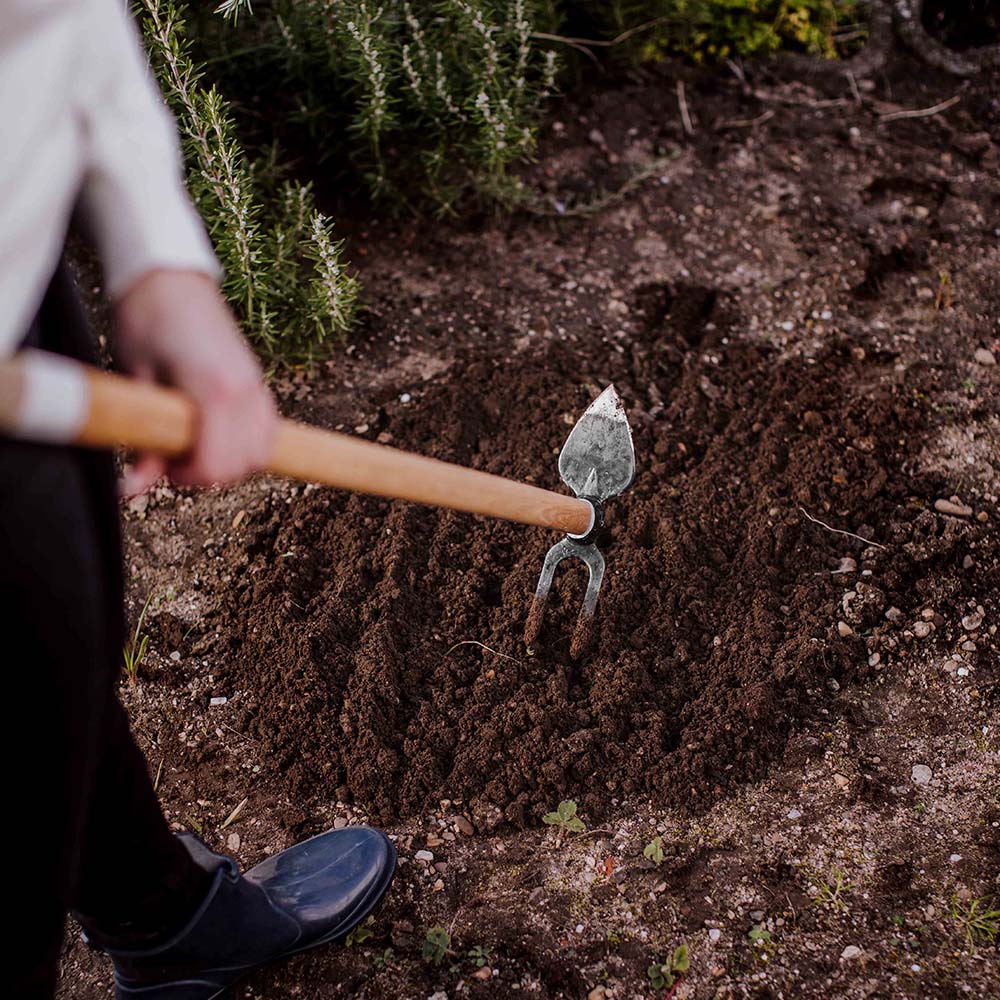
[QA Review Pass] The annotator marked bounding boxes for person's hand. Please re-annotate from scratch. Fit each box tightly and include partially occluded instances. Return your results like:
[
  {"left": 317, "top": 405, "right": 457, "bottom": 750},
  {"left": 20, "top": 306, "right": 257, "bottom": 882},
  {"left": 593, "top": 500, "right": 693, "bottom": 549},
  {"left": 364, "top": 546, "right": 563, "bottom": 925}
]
[{"left": 114, "top": 269, "right": 277, "bottom": 493}]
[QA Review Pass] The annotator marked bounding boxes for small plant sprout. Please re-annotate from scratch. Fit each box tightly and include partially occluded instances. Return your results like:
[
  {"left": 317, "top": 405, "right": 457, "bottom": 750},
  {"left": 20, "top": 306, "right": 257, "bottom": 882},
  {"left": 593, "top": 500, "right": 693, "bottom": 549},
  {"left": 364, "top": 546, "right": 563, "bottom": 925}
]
[
  {"left": 346, "top": 915, "right": 374, "bottom": 947},
  {"left": 647, "top": 944, "right": 689, "bottom": 990},
  {"left": 643, "top": 835, "right": 665, "bottom": 865},
  {"left": 468, "top": 944, "right": 491, "bottom": 968},
  {"left": 811, "top": 868, "right": 851, "bottom": 914},
  {"left": 950, "top": 894, "right": 1000, "bottom": 949},
  {"left": 748, "top": 924, "right": 775, "bottom": 962},
  {"left": 123, "top": 593, "right": 154, "bottom": 685},
  {"left": 422, "top": 926, "right": 451, "bottom": 965},
  {"left": 542, "top": 800, "right": 585, "bottom": 839}
]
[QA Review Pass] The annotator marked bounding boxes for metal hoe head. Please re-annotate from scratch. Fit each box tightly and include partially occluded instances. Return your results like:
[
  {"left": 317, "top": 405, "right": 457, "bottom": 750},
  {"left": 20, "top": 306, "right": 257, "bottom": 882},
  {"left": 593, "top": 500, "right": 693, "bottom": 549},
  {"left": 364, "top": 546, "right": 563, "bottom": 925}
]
[{"left": 525, "top": 385, "right": 635, "bottom": 656}]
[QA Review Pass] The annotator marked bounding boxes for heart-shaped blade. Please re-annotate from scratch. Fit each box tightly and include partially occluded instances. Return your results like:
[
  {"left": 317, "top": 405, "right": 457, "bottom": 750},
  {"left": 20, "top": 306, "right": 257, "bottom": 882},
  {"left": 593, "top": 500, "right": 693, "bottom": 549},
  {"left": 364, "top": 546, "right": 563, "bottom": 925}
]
[{"left": 558, "top": 385, "right": 635, "bottom": 501}]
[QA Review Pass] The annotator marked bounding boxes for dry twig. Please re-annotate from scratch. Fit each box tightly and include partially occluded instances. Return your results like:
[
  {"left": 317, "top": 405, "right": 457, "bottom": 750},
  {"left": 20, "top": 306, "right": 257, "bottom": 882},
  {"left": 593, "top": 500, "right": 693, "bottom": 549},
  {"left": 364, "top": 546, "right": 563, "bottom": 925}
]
[
  {"left": 877, "top": 94, "right": 961, "bottom": 121},
  {"left": 799, "top": 507, "right": 886, "bottom": 550},
  {"left": 677, "top": 79, "right": 694, "bottom": 136}
]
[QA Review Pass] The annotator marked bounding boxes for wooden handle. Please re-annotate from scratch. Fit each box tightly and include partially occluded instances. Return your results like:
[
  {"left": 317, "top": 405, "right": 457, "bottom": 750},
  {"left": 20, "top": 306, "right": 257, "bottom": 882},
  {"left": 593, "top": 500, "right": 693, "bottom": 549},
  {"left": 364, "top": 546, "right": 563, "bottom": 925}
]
[{"left": 0, "top": 355, "right": 592, "bottom": 536}]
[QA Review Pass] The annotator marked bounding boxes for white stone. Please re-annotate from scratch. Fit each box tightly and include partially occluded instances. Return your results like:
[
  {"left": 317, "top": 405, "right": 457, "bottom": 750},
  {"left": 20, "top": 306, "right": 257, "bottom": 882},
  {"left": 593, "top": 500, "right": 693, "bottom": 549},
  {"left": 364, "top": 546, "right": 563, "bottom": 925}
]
[
  {"left": 709, "top": 928, "right": 722, "bottom": 943},
  {"left": 841, "top": 945, "right": 863, "bottom": 960},
  {"left": 911, "top": 764, "right": 932, "bottom": 785}
]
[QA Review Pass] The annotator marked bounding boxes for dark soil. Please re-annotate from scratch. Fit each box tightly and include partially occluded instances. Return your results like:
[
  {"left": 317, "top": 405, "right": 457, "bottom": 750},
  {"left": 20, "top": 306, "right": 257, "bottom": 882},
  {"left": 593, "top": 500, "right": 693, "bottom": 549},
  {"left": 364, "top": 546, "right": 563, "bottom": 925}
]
[
  {"left": 212, "top": 291, "right": 990, "bottom": 830},
  {"left": 60, "top": 51, "right": 999, "bottom": 1000}
]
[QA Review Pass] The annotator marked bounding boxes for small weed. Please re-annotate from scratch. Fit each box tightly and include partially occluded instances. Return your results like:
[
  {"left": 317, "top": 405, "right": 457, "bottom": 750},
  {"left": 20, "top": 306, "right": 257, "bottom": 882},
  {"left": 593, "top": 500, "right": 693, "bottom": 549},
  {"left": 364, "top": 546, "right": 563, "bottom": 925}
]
[
  {"left": 543, "top": 800, "right": 585, "bottom": 837},
  {"left": 422, "top": 926, "right": 451, "bottom": 965},
  {"left": 643, "top": 835, "right": 665, "bottom": 865},
  {"left": 346, "top": 916, "right": 374, "bottom": 948},
  {"left": 950, "top": 895, "right": 1000, "bottom": 949},
  {"left": 123, "top": 593, "right": 154, "bottom": 685},
  {"left": 647, "top": 943, "right": 689, "bottom": 990},
  {"left": 748, "top": 924, "right": 775, "bottom": 962},
  {"left": 372, "top": 946, "right": 393, "bottom": 968},
  {"left": 810, "top": 868, "right": 851, "bottom": 914},
  {"left": 467, "top": 944, "right": 491, "bottom": 968}
]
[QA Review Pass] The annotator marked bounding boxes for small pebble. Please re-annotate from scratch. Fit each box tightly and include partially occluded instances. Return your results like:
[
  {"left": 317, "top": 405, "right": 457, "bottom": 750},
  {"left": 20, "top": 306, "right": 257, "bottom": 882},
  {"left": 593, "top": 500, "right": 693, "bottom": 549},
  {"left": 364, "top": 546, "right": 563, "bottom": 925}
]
[
  {"left": 949, "top": 853, "right": 962, "bottom": 863},
  {"left": 961, "top": 612, "right": 983, "bottom": 631},
  {"left": 226, "top": 832, "right": 241, "bottom": 851},
  {"left": 787, "top": 809, "right": 802, "bottom": 820},
  {"left": 912, "top": 621, "right": 933, "bottom": 638},
  {"left": 934, "top": 498, "right": 972, "bottom": 518},
  {"left": 209, "top": 696, "right": 227, "bottom": 707},
  {"left": 454, "top": 816, "right": 475, "bottom": 836},
  {"left": 841, "top": 945, "right": 863, "bottom": 960},
  {"left": 333, "top": 817, "right": 348, "bottom": 830},
  {"left": 837, "top": 621, "right": 854, "bottom": 637},
  {"left": 170, "top": 651, "right": 181, "bottom": 662},
  {"left": 399, "top": 392, "right": 412, "bottom": 403},
  {"left": 709, "top": 928, "right": 722, "bottom": 943},
  {"left": 885, "top": 607, "right": 903, "bottom": 622},
  {"left": 833, "top": 773, "right": 849, "bottom": 788},
  {"left": 414, "top": 849, "right": 434, "bottom": 862},
  {"left": 973, "top": 347, "right": 996, "bottom": 366},
  {"left": 911, "top": 764, "right": 932, "bottom": 785}
]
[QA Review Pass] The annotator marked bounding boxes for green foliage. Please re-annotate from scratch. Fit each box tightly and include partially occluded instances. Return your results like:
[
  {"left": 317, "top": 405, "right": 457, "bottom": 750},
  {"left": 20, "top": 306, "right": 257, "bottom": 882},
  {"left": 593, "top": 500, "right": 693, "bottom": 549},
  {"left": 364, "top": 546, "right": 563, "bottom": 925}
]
[
  {"left": 136, "top": 0, "right": 358, "bottom": 364},
  {"left": 643, "top": 835, "right": 665, "bottom": 864},
  {"left": 810, "top": 867, "right": 851, "bottom": 914},
  {"left": 950, "top": 894, "right": 1000, "bottom": 950},
  {"left": 581, "top": 1, "right": 858, "bottom": 64},
  {"left": 468, "top": 944, "right": 492, "bottom": 967},
  {"left": 647, "top": 944, "right": 690, "bottom": 989},
  {"left": 748, "top": 924, "right": 772, "bottom": 945},
  {"left": 122, "top": 593, "right": 154, "bottom": 686},
  {"left": 213, "top": 0, "right": 562, "bottom": 209},
  {"left": 542, "top": 799, "right": 585, "bottom": 834},
  {"left": 422, "top": 926, "right": 451, "bottom": 964},
  {"left": 345, "top": 916, "right": 375, "bottom": 947}
]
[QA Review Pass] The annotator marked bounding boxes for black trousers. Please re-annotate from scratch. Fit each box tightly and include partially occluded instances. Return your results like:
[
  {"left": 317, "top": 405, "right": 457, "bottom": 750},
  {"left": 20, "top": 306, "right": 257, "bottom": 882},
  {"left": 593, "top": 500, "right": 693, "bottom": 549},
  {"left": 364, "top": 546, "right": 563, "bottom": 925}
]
[{"left": 3, "top": 268, "right": 209, "bottom": 999}]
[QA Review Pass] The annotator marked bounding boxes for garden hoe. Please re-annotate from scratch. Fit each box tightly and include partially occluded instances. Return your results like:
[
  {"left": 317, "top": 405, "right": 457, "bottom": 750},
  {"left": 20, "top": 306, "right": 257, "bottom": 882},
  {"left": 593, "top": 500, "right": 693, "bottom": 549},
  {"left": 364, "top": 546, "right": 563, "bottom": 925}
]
[{"left": 0, "top": 351, "right": 634, "bottom": 653}]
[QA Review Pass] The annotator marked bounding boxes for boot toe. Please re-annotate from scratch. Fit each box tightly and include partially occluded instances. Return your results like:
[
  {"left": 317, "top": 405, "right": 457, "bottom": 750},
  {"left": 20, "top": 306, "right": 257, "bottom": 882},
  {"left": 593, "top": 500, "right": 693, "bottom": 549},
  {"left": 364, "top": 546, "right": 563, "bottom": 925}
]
[{"left": 245, "top": 825, "right": 396, "bottom": 947}]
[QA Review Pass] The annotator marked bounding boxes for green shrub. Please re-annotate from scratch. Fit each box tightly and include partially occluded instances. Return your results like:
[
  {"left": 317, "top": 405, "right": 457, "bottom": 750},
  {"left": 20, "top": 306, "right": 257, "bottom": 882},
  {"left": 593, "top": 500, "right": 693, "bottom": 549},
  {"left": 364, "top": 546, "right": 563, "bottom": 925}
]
[
  {"left": 569, "top": 1, "right": 857, "bottom": 63},
  {"left": 136, "top": 0, "right": 358, "bottom": 365},
  {"left": 207, "top": 0, "right": 562, "bottom": 211}
]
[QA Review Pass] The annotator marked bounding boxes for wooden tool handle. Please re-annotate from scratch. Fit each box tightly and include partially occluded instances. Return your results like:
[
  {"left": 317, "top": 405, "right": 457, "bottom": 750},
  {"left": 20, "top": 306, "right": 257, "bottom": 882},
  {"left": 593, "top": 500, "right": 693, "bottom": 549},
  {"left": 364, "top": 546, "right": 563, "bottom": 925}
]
[{"left": 0, "top": 353, "right": 592, "bottom": 536}]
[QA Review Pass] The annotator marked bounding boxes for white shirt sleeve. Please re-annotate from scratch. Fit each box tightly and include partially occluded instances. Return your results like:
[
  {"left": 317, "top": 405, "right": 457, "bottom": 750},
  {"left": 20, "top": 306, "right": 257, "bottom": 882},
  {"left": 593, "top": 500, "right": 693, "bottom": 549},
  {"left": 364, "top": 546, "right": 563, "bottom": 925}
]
[
  {"left": 0, "top": 0, "right": 221, "bottom": 355},
  {"left": 75, "top": 0, "right": 221, "bottom": 300}
]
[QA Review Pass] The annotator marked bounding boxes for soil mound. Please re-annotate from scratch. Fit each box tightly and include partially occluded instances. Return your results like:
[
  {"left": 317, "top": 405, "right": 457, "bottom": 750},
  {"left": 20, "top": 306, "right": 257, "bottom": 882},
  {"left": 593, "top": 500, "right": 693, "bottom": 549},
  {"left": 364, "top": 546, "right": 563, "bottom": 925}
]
[{"left": 214, "top": 289, "right": 987, "bottom": 825}]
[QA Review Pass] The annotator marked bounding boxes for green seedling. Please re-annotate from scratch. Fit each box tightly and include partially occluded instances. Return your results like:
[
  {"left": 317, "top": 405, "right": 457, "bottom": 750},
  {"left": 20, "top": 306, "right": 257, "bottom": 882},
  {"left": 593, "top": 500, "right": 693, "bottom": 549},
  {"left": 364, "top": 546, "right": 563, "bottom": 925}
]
[
  {"left": 647, "top": 944, "right": 689, "bottom": 990},
  {"left": 346, "top": 915, "right": 374, "bottom": 947},
  {"left": 543, "top": 800, "right": 585, "bottom": 837},
  {"left": 373, "top": 946, "right": 393, "bottom": 968},
  {"left": 748, "top": 924, "right": 775, "bottom": 962},
  {"left": 422, "top": 926, "right": 451, "bottom": 965},
  {"left": 467, "top": 944, "right": 491, "bottom": 968},
  {"left": 122, "top": 593, "right": 154, "bottom": 685},
  {"left": 950, "top": 895, "right": 1000, "bottom": 949},
  {"left": 811, "top": 868, "right": 851, "bottom": 914},
  {"left": 643, "top": 835, "right": 665, "bottom": 865}
]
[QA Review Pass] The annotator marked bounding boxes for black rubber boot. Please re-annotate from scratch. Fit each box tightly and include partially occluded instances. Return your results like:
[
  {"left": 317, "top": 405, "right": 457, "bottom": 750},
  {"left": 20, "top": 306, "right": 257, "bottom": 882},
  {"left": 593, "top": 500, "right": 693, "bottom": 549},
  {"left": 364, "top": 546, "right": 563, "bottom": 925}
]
[{"left": 95, "top": 826, "right": 396, "bottom": 1000}]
